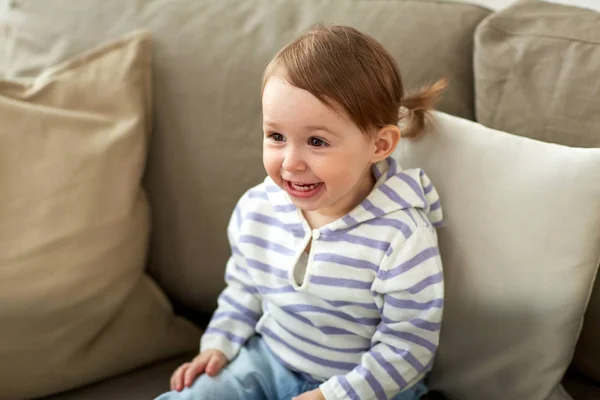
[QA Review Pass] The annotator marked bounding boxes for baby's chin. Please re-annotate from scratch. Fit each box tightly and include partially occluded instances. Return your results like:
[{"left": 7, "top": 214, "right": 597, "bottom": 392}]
[
  {"left": 289, "top": 197, "right": 320, "bottom": 210},
  {"left": 293, "top": 203, "right": 320, "bottom": 212}
]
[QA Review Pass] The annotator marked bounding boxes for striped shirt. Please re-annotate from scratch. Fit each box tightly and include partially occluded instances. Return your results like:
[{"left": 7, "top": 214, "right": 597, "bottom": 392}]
[{"left": 201, "top": 157, "right": 444, "bottom": 400}]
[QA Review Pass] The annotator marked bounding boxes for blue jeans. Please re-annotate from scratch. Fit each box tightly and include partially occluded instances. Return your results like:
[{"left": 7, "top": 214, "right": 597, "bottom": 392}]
[{"left": 154, "top": 336, "right": 428, "bottom": 400}]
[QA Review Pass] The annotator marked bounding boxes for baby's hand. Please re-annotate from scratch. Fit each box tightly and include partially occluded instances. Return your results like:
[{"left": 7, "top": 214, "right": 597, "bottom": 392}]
[
  {"left": 293, "top": 388, "right": 326, "bottom": 400},
  {"left": 169, "top": 349, "right": 228, "bottom": 391}
]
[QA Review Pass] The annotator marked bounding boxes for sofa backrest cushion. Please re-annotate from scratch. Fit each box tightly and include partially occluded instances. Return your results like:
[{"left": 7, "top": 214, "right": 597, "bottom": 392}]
[
  {"left": 0, "top": 0, "right": 492, "bottom": 315},
  {"left": 0, "top": 31, "right": 199, "bottom": 399},
  {"left": 474, "top": 0, "right": 600, "bottom": 384},
  {"left": 396, "top": 111, "right": 600, "bottom": 400}
]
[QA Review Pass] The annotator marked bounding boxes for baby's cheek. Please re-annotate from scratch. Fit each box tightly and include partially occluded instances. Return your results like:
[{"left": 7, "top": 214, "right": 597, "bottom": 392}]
[
  {"left": 262, "top": 152, "right": 279, "bottom": 176},
  {"left": 333, "top": 165, "right": 362, "bottom": 186}
]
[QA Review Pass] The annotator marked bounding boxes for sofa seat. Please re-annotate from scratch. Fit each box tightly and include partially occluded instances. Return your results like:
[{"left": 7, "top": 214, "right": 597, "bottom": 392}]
[
  {"left": 41, "top": 353, "right": 196, "bottom": 400},
  {"left": 40, "top": 361, "right": 600, "bottom": 400}
]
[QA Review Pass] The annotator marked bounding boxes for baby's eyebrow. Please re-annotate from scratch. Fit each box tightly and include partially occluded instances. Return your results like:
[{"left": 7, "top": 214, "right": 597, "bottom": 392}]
[
  {"left": 262, "top": 121, "right": 277, "bottom": 128},
  {"left": 304, "top": 125, "right": 339, "bottom": 137}
]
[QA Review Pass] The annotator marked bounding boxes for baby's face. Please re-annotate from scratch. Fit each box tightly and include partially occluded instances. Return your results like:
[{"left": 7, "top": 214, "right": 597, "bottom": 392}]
[{"left": 262, "top": 75, "right": 376, "bottom": 220}]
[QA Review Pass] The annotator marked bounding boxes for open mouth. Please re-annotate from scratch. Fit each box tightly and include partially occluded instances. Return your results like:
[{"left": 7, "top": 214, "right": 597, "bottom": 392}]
[
  {"left": 290, "top": 182, "right": 322, "bottom": 191},
  {"left": 284, "top": 180, "right": 324, "bottom": 198}
]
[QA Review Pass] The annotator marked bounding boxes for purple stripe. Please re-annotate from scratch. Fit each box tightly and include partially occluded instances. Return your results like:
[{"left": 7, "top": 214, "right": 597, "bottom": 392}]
[
  {"left": 337, "top": 376, "right": 361, "bottom": 400},
  {"left": 379, "top": 247, "right": 439, "bottom": 280},
  {"left": 205, "top": 327, "right": 246, "bottom": 345},
  {"left": 430, "top": 199, "right": 441, "bottom": 211},
  {"left": 406, "top": 272, "right": 443, "bottom": 295},
  {"left": 373, "top": 165, "right": 383, "bottom": 180},
  {"left": 224, "top": 273, "right": 257, "bottom": 293},
  {"left": 356, "top": 365, "right": 387, "bottom": 400},
  {"left": 212, "top": 311, "right": 257, "bottom": 328},
  {"left": 362, "top": 199, "right": 386, "bottom": 217},
  {"left": 343, "top": 215, "right": 358, "bottom": 225},
  {"left": 386, "top": 157, "right": 398, "bottom": 179},
  {"left": 378, "top": 325, "right": 437, "bottom": 353},
  {"left": 384, "top": 295, "right": 443, "bottom": 310},
  {"left": 247, "top": 190, "right": 268, "bottom": 200},
  {"left": 281, "top": 304, "right": 380, "bottom": 326},
  {"left": 266, "top": 184, "right": 280, "bottom": 192},
  {"left": 313, "top": 253, "right": 379, "bottom": 271},
  {"left": 219, "top": 293, "right": 261, "bottom": 320},
  {"left": 234, "top": 263, "right": 250, "bottom": 276},
  {"left": 246, "top": 212, "right": 304, "bottom": 234},
  {"left": 409, "top": 318, "right": 441, "bottom": 332},
  {"left": 320, "top": 225, "right": 353, "bottom": 238},
  {"left": 424, "top": 358, "right": 434, "bottom": 373},
  {"left": 310, "top": 275, "right": 372, "bottom": 290},
  {"left": 261, "top": 327, "right": 358, "bottom": 370},
  {"left": 423, "top": 182, "right": 434, "bottom": 195},
  {"left": 371, "top": 350, "right": 408, "bottom": 387},
  {"left": 255, "top": 284, "right": 296, "bottom": 294},
  {"left": 380, "top": 316, "right": 441, "bottom": 332},
  {"left": 260, "top": 340, "right": 322, "bottom": 383},
  {"left": 274, "top": 204, "right": 296, "bottom": 212},
  {"left": 382, "top": 344, "right": 425, "bottom": 372},
  {"left": 398, "top": 173, "right": 427, "bottom": 207},
  {"left": 231, "top": 245, "right": 242, "bottom": 256},
  {"left": 324, "top": 299, "right": 379, "bottom": 310},
  {"left": 246, "top": 258, "right": 288, "bottom": 279},
  {"left": 275, "top": 306, "right": 356, "bottom": 335},
  {"left": 320, "top": 233, "right": 390, "bottom": 251},
  {"left": 379, "top": 184, "right": 411, "bottom": 208},
  {"left": 433, "top": 221, "right": 443, "bottom": 228},
  {"left": 278, "top": 323, "right": 368, "bottom": 354},
  {"left": 364, "top": 218, "right": 413, "bottom": 238},
  {"left": 240, "top": 235, "right": 295, "bottom": 256}
]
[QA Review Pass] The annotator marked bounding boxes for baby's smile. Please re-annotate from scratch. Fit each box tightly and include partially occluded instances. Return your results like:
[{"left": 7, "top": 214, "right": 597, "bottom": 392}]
[{"left": 284, "top": 180, "right": 324, "bottom": 199}]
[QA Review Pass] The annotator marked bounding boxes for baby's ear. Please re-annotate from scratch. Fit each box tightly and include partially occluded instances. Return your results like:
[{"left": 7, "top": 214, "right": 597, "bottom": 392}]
[{"left": 371, "top": 125, "right": 401, "bottom": 163}]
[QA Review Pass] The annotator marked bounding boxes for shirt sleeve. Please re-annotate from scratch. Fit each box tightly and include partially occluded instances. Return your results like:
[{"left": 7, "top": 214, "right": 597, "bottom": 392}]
[
  {"left": 200, "top": 197, "right": 263, "bottom": 361},
  {"left": 320, "top": 226, "right": 444, "bottom": 400}
]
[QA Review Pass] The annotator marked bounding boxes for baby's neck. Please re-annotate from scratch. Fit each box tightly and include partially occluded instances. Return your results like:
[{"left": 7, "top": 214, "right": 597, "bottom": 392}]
[{"left": 302, "top": 211, "right": 334, "bottom": 230}]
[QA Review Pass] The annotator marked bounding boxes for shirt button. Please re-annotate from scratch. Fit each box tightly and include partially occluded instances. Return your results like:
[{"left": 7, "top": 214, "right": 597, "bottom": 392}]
[{"left": 312, "top": 230, "right": 320, "bottom": 240}]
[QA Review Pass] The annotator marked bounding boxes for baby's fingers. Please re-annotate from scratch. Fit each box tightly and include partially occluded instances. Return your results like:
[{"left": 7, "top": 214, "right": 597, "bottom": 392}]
[
  {"left": 183, "top": 353, "right": 211, "bottom": 387},
  {"left": 171, "top": 363, "right": 190, "bottom": 391},
  {"left": 205, "top": 354, "right": 227, "bottom": 377}
]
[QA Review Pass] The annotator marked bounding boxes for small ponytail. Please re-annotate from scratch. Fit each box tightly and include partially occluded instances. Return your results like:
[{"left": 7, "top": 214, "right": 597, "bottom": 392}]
[{"left": 400, "top": 78, "right": 448, "bottom": 138}]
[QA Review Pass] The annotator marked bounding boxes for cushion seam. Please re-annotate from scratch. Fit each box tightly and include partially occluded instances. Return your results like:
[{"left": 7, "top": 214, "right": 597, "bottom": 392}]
[{"left": 484, "top": 21, "right": 600, "bottom": 46}]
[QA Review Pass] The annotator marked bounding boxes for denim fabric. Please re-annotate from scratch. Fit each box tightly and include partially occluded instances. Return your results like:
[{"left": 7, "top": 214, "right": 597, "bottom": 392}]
[{"left": 154, "top": 336, "right": 428, "bottom": 400}]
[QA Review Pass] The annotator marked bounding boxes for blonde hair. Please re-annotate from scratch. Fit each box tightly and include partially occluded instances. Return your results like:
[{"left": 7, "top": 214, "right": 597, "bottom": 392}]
[{"left": 262, "top": 24, "right": 446, "bottom": 138}]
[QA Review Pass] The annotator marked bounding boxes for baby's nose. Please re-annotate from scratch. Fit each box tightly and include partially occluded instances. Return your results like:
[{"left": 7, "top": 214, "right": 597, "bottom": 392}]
[{"left": 282, "top": 149, "right": 306, "bottom": 172}]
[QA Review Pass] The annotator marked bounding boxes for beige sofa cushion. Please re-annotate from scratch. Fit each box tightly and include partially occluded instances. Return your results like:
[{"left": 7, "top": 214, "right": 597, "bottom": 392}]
[
  {"left": 474, "top": 0, "right": 600, "bottom": 147},
  {"left": 474, "top": 0, "right": 600, "bottom": 384},
  {"left": 0, "top": 31, "right": 199, "bottom": 399},
  {"left": 0, "top": 0, "right": 492, "bottom": 316},
  {"left": 43, "top": 352, "right": 197, "bottom": 400},
  {"left": 395, "top": 112, "right": 600, "bottom": 400}
]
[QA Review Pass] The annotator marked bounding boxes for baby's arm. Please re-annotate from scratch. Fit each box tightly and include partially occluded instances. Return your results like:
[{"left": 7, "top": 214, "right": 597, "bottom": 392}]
[
  {"left": 320, "top": 226, "right": 443, "bottom": 400},
  {"left": 200, "top": 200, "right": 263, "bottom": 361},
  {"left": 170, "top": 198, "right": 263, "bottom": 391}
]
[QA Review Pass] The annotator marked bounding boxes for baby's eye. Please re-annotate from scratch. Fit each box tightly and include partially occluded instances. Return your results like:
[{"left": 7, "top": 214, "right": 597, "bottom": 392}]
[
  {"left": 309, "top": 137, "right": 328, "bottom": 147},
  {"left": 269, "top": 132, "right": 285, "bottom": 142}
]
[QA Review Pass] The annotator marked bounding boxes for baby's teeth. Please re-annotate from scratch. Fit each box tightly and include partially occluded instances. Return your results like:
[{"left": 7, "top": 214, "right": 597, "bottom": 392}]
[{"left": 292, "top": 183, "right": 318, "bottom": 191}]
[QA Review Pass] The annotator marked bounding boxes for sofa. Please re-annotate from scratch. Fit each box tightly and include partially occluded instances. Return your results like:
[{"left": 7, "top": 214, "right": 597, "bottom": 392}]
[{"left": 1, "top": 0, "right": 600, "bottom": 399}]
